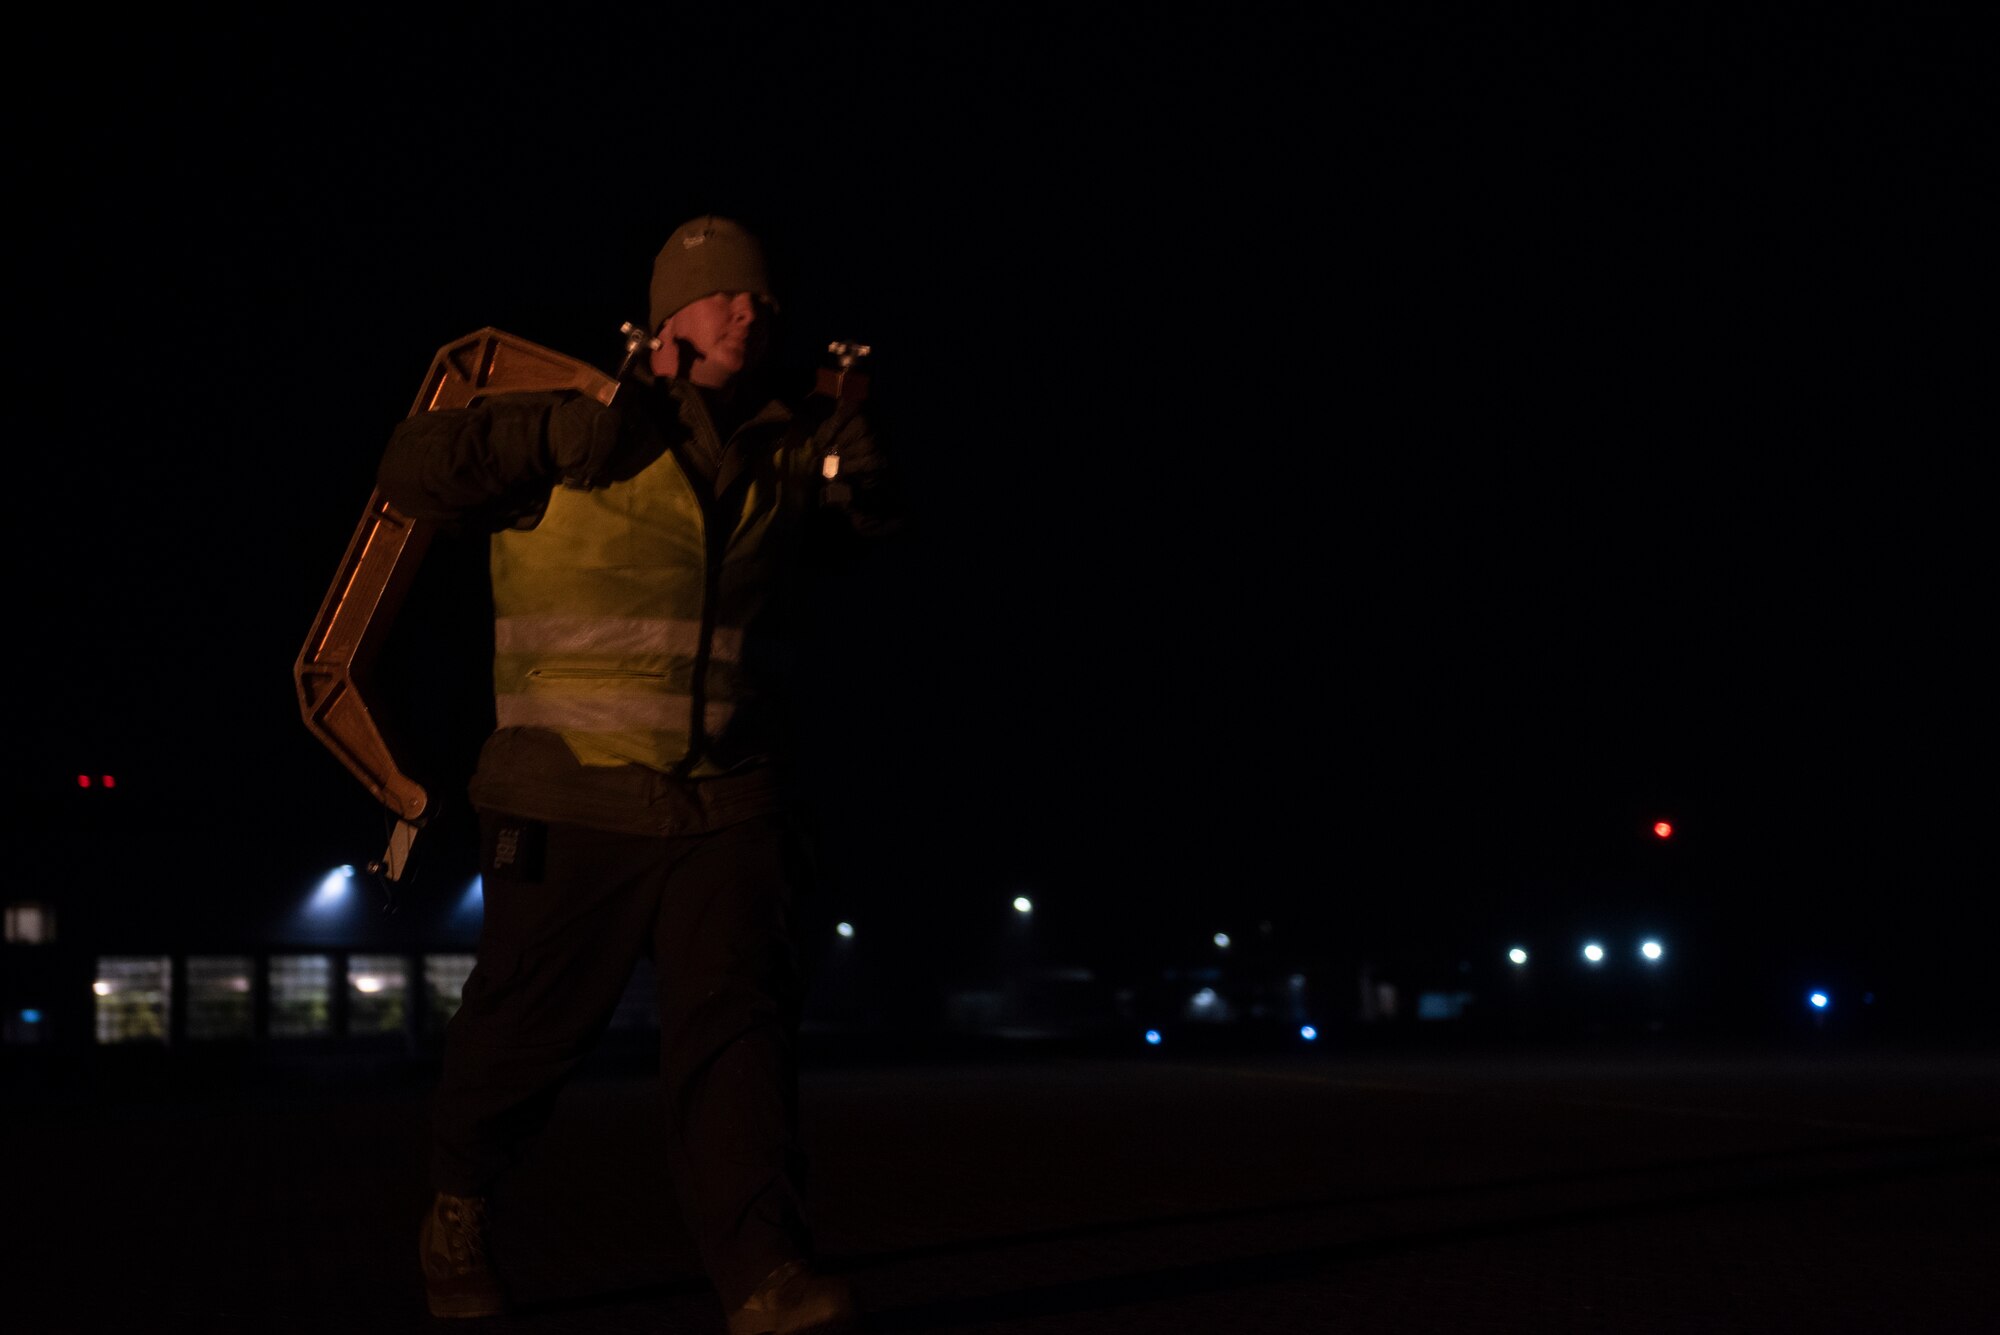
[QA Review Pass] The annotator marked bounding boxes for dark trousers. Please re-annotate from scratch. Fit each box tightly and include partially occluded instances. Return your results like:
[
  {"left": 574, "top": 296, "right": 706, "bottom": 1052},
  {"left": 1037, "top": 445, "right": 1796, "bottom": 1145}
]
[{"left": 431, "top": 809, "right": 814, "bottom": 1308}]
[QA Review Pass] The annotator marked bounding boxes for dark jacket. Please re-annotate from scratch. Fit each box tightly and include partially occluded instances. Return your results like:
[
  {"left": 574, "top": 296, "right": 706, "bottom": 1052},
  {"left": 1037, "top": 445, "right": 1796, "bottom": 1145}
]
[{"left": 377, "top": 366, "right": 898, "bottom": 836}]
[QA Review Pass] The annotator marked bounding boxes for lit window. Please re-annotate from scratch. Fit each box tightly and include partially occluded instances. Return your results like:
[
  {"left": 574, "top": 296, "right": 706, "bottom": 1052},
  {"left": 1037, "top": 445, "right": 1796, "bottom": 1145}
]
[
  {"left": 5, "top": 902, "right": 55, "bottom": 944},
  {"left": 94, "top": 956, "right": 171, "bottom": 1044},
  {"left": 186, "top": 956, "right": 253, "bottom": 1040},
  {"left": 268, "top": 955, "right": 332, "bottom": 1038},
  {"left": 424, "top": 955, "right": 476, "bottom": 1036},
  {"left": 348, "top": 955, "right": 409, "bottom": 1035}
]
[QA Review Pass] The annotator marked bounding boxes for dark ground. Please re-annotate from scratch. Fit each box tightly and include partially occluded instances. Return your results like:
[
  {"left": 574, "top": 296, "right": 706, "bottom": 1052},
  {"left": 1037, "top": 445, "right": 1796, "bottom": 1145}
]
[{"left": 9, "top": 1032, "right": 1996, "bottom": 1334}]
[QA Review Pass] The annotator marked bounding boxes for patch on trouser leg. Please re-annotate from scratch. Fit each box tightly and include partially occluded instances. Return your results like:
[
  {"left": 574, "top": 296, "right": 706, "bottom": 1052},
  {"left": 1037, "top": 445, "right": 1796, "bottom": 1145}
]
[{"left": 483, "top": 818, "right": 547, "bottom": 882}]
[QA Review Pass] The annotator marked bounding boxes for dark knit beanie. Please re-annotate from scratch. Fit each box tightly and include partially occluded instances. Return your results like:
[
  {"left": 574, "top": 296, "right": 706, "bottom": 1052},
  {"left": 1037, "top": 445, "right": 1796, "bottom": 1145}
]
[{"left": 648, "top": 215, "right": 777, "bottom": 332}]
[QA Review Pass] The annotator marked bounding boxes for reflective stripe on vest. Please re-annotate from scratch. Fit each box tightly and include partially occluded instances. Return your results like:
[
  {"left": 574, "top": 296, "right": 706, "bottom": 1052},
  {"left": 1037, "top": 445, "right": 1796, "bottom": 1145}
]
[
  {"left": 495, "top": 616, "right": 743, "bottom": 663},
  {"left": 495, "top": 691, "right": 735, "bottom": 736}
]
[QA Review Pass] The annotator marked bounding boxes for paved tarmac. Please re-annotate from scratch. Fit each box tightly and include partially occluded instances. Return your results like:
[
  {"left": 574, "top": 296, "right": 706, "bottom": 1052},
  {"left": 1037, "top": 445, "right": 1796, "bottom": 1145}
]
[{"left": 7, "top": 1032, "right": 1997, "bottom": 1334}]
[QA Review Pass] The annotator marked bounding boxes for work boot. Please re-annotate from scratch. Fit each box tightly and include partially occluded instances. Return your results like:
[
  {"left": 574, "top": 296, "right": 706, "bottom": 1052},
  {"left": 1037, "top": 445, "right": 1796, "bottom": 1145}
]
[
  {"left": 725, "top": 1259, "right": 859, "bottom": 1335},
  {"left": 419, "top": 1191, "right": 505, "bottom": 1319}
]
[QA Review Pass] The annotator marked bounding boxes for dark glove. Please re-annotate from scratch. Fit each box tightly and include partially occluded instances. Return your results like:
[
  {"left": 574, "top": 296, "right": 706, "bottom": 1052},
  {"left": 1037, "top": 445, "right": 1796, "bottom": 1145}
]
[
  {"left": 546, "top": 395, "right": 622, "bottom": 488},
  {"left": 547, "top": 394, "right": 663, "bottom": 490}
]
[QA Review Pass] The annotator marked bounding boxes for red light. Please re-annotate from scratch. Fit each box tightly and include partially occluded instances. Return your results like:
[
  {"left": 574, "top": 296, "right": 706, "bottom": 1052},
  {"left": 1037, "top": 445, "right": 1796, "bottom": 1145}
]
[
  {"left": 76, "top": 774, "right": 92, "bottom": 789},
  {"left": 1653, "top": 820, "right": 1673, "bottom": 839},
  {"left": 102, "top": 775, "right": 117, "bottom": 789}
]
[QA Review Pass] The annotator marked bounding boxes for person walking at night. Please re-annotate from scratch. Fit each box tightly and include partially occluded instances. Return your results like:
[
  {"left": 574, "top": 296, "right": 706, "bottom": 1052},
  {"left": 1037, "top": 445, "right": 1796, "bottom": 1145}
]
[{"left": 377, "top": 214, "right": 897, "bottom": 1333}]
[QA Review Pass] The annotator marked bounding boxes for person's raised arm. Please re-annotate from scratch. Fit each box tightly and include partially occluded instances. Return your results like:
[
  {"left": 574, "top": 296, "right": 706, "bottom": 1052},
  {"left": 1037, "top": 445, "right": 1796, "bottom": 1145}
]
[{"left": 377, "top": 390, "right": 657, "bottom": 530}]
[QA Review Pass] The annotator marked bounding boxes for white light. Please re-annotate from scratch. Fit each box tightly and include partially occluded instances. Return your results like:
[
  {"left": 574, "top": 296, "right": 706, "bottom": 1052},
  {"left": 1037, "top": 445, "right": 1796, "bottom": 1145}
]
[
  {"left": 1300, "top": 1025, "right": 1318, "bottom": 1041},
  {"left": 1191, "top": 987, "right": 1217, "bottom": 1009},
  {"left": 353, "top": 976, "right": 383, "bottom": 994},
  {"left": 1013, "top": 896, "right": 1033, "bottom": 914},
  {"left": 836, "top": 921, "right": 855, "bottom": 938},
  {"left": 92, "top": 980, "right": 113, "bottom": 996},
  {"left": 1144, "top": 1029, "right": 1162, "bottom": 1045},
  {"left": 1508, "top": 947, "right": 1528, "bottom": 965},
  {"left": 1640, "top": 940, "right": 1664, "bottom": 961},
  {"left": 307, "top": 866, "right": 355, "bottom": 915},
  {"left": 1583, "top": 942, "right": 1605, "bottom": 963},
  {"left": 1809, "top": 991, "right": 1830, "bottom": 1009},
  {"left": 1213, "top": 932, "right": 1231, "bottom": 949}
]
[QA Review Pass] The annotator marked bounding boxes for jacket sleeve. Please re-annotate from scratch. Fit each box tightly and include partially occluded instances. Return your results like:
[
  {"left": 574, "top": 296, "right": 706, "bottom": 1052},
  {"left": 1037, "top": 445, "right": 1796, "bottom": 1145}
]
[{"left": 376, "top": 390, "right": 617, "bottom": 531}]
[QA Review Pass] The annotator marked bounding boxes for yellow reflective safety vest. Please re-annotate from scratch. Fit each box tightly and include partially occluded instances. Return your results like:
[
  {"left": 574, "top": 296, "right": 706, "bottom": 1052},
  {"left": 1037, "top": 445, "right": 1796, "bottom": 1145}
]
[{"left": 489, "top": 385, "right": 821, "bottom": 776}]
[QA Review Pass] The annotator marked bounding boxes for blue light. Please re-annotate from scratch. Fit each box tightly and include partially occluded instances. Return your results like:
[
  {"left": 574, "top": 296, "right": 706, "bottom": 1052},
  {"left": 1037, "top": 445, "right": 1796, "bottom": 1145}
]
[
  {"left": 19, "top": 1009, "right": 40, "bottom": 1024},
  {"left": 449, "top": 877, "right": 486, "bottom": 931},
  {"left": 1808, "top": 991, "right": 1830, "bottom": 1009},
  {"left": 304, "top": 866, "right": 356, "bottom": 917},
  {"left": 1300, "top": 1025, "right": 1317, "bottom": 1041},
  {"left": 1144, "top": 1029, "right": 1162, "bottom": 1046}
]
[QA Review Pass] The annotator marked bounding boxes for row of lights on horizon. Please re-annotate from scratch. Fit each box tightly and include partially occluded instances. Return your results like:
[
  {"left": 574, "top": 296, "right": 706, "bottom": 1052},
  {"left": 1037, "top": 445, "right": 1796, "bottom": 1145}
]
[
  {"left": 298, "top": 872, "right": 1703, "bottom": 979},
  {"left": 1508, "top": 940, "right": 1668, "bottom": 967},
  {"left": 295, "top": 873, "right": 1692, "bottom": 969},
  {"left": 70, "top": 864, "right": 1857, "bottom": 1035}
]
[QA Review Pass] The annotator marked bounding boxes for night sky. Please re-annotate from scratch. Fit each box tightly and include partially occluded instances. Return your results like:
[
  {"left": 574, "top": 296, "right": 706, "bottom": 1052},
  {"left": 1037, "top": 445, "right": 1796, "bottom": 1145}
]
[{"left": 15, "top": 8, "right": 1986, "bottom": 1010}]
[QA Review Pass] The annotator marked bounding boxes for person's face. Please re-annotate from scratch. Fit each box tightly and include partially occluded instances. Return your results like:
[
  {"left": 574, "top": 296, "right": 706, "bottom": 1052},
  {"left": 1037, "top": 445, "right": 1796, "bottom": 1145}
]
[{"left": 652, "top": 289, "right": 773, "bottom": 388}]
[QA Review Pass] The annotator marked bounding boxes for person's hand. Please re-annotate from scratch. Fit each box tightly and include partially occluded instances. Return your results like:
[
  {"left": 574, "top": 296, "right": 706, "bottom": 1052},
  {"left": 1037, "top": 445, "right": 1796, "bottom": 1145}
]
[{"left": 547, "top": 395, "right": 662, "bottom": 489}]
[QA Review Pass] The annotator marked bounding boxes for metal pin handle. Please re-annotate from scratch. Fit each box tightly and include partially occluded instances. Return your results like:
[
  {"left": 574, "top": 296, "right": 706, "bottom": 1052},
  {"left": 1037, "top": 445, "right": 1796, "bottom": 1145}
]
[{"left": 828, "top": 340, "right": 872, "bottom": 370}]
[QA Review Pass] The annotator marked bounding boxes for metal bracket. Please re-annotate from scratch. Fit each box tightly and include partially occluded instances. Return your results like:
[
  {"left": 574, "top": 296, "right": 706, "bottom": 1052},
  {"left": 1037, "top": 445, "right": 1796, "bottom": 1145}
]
[
  {"left": 367, "top": 819, "right": 422, "bottom": 884},
  {"left": 617, "top": 321, "right": 663, "bottom": 379}
]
